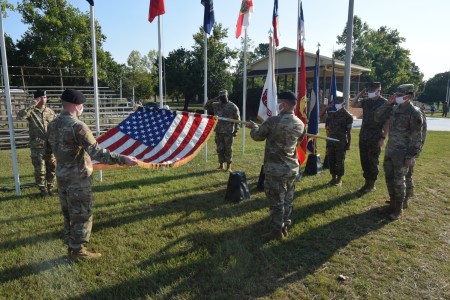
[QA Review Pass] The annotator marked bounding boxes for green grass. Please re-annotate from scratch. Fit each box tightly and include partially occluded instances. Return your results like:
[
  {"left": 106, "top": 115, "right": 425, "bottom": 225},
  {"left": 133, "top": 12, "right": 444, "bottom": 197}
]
[{"left": 1, "top": 129, "right": 449, "bottom": 299}]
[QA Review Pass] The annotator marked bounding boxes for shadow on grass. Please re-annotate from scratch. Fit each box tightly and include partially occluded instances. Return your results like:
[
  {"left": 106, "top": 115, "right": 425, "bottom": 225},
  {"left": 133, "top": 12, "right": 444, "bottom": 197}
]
[{"left": 71, "top": 203, "right": 389, "bottom": 299}]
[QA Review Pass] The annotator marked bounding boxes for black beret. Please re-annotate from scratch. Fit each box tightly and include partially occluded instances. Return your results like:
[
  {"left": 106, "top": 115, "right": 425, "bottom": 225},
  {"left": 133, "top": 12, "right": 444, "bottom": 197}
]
[
  {"left": 61, "top": 89, "right": 86, "bottom": 104},
  {"left": 365, "top": 82, "right": 381, "bottom": 89},
  {"left": 34, "top": 90, "right": 46, "bottom": 98},
  {"left": 278, "top": 91, "right": 297, "bottom": 105}
]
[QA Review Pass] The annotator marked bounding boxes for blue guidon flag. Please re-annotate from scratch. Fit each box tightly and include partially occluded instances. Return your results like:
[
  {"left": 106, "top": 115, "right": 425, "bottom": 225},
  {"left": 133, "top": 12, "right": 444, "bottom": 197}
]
[
  {"left": 94, "top": 107, "right": 217, "bottom": 170},
  {"left": 86, "top": 0, "right": 94, "bottom": 6},
  {"left": 201, "top": 0, "right": 215, "bottom": 34}
]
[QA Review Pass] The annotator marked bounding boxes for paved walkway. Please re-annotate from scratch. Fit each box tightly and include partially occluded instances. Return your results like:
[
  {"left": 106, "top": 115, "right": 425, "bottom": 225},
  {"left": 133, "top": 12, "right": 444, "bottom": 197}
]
[{"left": 351, "top": 117, "right": 450, "bottom": 131}]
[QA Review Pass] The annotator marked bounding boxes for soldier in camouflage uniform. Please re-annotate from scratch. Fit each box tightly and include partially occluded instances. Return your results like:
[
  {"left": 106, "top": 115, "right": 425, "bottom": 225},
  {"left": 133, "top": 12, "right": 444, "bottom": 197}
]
[
  {"left": 48, "top": 89, "right": 137, "bottom": 260},
  {"left": 350, "top": 82, "right": 388, "bottom": 195},
  {"left": 374, "top": 84, "right": 423, "bottom": 220},
  {"left": 204, "top": 90, "right": 240, "bottom": 172},
  {"left": 320, "top": 96, "right": 353, "bottom": 186},
  {"left": 17, "top": 90, "right": 56, "bottom": 197},
  {"left": 247, "top": 91, "right": 305, "bottom": 240}
]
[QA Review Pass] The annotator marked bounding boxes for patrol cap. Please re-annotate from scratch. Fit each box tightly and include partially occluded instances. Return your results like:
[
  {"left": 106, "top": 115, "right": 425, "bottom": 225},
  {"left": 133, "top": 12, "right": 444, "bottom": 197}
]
[
  {"left": 334, "top": 96, "right": 345, "bottom": 104},
  {"left": 395, "top": 84, "right": 415, "bottom": 95},
  {"left": 219, "top": 90, "right": 228, "bottom": 96},
  {"left": 61, "top": 89, "right": 86, "bottom": 104},
  {"left": 34, "top": 90, "right": 46, "bottom": 98},
  {"left": 278, "top": 91, "right": 297, "bottom": 105},
  {"left": 365, "top": 82, "right": 381, "bottom": 89}
]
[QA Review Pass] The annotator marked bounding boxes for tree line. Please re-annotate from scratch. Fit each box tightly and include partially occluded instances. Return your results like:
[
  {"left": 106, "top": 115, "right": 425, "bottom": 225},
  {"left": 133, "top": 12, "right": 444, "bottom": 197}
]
[{"left": 1, "top": 1, "right": 447, "bottom": 110}]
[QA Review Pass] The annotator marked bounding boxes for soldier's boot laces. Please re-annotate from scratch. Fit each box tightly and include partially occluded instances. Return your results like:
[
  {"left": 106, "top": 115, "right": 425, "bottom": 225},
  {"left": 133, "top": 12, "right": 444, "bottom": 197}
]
[
  {"left": 334, "top": 176, "right": 342, "bottom": 187},
  {"left": 263, "top": 229, "right": 284, "bottom": 241},
  {"left": 281, "top": 226, "right": 289, "bottom": 238},
  {"left": 389, "top": 202, "right": 403, "bottom": 220},
  {"left": 217, "top": 163, "right": 224, "bottom": 170},
  {"left": 69, "top": 246, "right": 102, "bottom": 261},
  {"left": 225, "top": 162, "right": 232, "bottom": 172}
]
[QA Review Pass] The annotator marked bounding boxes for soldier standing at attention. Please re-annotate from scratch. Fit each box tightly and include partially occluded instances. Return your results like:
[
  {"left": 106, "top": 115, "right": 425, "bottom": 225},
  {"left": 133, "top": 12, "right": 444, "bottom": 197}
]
[
  {"left": 246, "top": 91, "right": 305, "bottom": 240},
  {"left": 374, "top": 84, "right": 423, "bottom": 220},
  {"left": 17, "top": 90, "right": 56, "bottom": 197},
  {"left": 320, "top": 96, "right": 353, "bottom": 186},
  {"left": 204, "top": 90, "right": 240, "bottom": 172},
  {"left": 48, "top": 89, "right": 138, "bottom": 261},
  {"left": 350, "top": 82, "right": 388, "bottom": 195}
]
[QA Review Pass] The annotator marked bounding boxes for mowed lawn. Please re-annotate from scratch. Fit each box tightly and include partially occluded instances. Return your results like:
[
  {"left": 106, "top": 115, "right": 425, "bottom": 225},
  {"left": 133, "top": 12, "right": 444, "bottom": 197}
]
[{"left": 0, "top": 129, "right": 449, "bottom": 300}]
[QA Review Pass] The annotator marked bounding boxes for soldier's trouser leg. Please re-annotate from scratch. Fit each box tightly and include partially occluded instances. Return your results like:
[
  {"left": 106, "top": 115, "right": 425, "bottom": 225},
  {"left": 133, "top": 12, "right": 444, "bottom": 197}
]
[
  {"left": 327, "top": 146, "right": 337, "bottom": 176},
  {"left": 384, "top": 155, "right": 408, "bottom": 205},
  {"left": 215, "top": 134, "right": 226, "bottom": 164},
  {"left": 30, "top": 148, "right": 46, "bottom": 190},
  {"left": 383, "top": 156, "right": 396, "bottom": 201},
  {"left": 44, "top": 148, "right": 56, "bottom": 189},
  {"left": 58, "top": 185, "right": 71, "bottom": 246},
  {"left": 265, "top": 175, "right": 296, "bottom": 230},
  {"left": 360, "top": 139, "right": 381, "bottom": 181},
  {"left": 405, "top": 161, "right": 415, "bottom": 198},
  {"left": 223, "top": 134, "right": 234, "bottom": 163},
  {"left": 59, "top": 178, "right": 94, "bottom": 249}
]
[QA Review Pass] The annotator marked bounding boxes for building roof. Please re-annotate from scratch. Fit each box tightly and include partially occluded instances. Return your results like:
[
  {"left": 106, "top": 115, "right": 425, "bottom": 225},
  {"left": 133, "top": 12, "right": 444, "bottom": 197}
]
[{"left": 247, "top": 47, "right": 371, "bottom": 78}]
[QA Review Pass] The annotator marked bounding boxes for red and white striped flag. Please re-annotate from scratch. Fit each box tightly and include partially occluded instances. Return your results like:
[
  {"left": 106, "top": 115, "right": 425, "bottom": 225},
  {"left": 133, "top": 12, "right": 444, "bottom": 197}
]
[
  {"left": 236, "top": 0, "right": 253, "bottom": 39},
  {"left": 94, "top": 107, "right": 217, "bottom": 169}
]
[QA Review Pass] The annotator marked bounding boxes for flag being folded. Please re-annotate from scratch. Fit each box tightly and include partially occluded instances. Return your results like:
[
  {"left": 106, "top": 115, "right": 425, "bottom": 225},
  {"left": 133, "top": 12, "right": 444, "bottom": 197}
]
[{"left": 94, "top": 107, "right": 217, "bottom": 169}]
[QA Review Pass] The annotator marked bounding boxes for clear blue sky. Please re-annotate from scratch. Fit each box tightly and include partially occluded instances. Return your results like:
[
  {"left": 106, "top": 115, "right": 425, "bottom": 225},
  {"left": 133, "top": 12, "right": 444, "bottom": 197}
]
[{"left": 3, "top": 0, "right": 450, "bottom": 80}]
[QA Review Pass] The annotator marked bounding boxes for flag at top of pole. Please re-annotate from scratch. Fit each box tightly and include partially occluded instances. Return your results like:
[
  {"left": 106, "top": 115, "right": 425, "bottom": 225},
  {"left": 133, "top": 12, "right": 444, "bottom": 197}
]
[
  {"left": 272, "top": 0, "right": 280, "bottom": 47},
  {"left": 236, "top": 0, "right": 253, "bottom": 39},
  {"left": 86, "top": 0, "right": 94, "bottom": 5},
  {"left": 148, "top": 0, "right": 165, "bottom": 23},
  {"left": 257, "top": 34, "right": 278, "bottom": 122},
  {"left": 201, "top": 0, "right": 215, "bottom": 34},
  {"left": 298, "top": 1, "right": 305, "bottom": 54}
]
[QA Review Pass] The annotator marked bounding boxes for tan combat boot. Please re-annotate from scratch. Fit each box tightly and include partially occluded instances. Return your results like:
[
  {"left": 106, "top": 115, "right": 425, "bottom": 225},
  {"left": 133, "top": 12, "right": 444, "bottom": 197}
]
[
  {"left": 281, "top": 226, "right": 289, "bottom": 238},
  {"left": 225, "top": 162, "right": 232, "bottom": 172},
  {"left": 70, "top": 246, "right": 102, "bottom": 261},
  {"left": 263, "top": 229, "right": 284, "bottom": 241},
  {"left": 328, "top": 175, "right": 337, "bottom": 185},
  {"left": 39, "top": 187, "right": 48, "bottom": 197},
  {"left": 363, "top": 180, "right": 376, "bottom": 193},
  {"left": 47, "top": 185, "right": 55, "bottom": 196},
  {"left": 334, "top": 176, "right": 342, "bottom": 187},
  {"left": 217, "top": 163, "right": 224, "bottom": 170},
  {"left": 403, "top": 196, "right": 409, "bottom": 209},
  {"left": 389, "top": 201, "right": 403, "bottom": 220},
  {"left": 357, "top": 180, "right": 369, "bottom": 194}
]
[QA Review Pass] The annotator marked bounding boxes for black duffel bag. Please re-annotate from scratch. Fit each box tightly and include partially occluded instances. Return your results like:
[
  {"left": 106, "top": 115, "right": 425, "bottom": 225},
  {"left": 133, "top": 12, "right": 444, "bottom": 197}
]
[{"left": 224, "top": 171, "right": 250, "bottom": 203}]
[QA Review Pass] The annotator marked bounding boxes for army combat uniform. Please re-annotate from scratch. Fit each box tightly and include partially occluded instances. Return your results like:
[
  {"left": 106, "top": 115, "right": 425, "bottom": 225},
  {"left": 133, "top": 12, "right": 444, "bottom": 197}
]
[
  {"left": 204, "top": 99, "right": 240, "bottom": 165},
  {"left": 325, "top": 107, "right": 353, "bottom": 183},
  {"left": 17, "top": 102, "right": 56, "bottom": 194},
  {"left": 48, "top": 92, "right": 128, "bottom": 250},
  {"left": 250, "top": 110, "right": 304, "bottom": 232},
  {"left": 375, "top": 97, "right": 423, "bottom": 215}
]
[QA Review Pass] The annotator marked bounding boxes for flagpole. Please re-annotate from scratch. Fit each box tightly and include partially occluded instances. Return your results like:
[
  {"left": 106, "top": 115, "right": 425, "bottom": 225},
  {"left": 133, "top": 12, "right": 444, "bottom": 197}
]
[
  {"left": 203, "top": 31, "right": 208, "bottom": 161},
  {"left": 242, "top": 29, "right": 248, "bottom": 154},
  {"left": 158, "top": 15, "right": 163, "bottom": 108},
  {"left": 343, "top": 0, "right": 354, "bottom": 108},
  {"left": 89, "top": 3, "right": 102, "bottom": 182},
  {"left": 0, "top": 12, "right": 21, "bottom": 196},
  {"left": 295, "top": 0, "right": 300, "bottom": 97}
]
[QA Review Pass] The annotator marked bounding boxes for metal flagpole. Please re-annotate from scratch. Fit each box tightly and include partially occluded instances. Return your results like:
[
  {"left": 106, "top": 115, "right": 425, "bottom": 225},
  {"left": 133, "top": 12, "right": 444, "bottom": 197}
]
[
  {"left": 242, "top": 29, "right": 248, "bottom": 154},
  {"left": 158, "top": 16, "right": 163, "bottom": 108},
  {"left": 0, "top": 12, "right": 21, "bottom": 196},
  {"left": 343, "top": 0, "right": 354, "bottom": 108},
  {"left": 295, "top": 0, "right": 300, "bottom": 97},
  {"left": 90, "top": 4, "right": 102, "bottom": 182},
  {"left": 203, "top": 32, "right": 208, "bottom": 161}
]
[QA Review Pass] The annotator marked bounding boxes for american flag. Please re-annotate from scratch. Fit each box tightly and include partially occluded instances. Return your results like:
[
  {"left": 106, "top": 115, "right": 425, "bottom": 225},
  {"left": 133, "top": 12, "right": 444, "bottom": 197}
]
[{"left": 94, "top": 107, "right": 217, "bottom": 169}]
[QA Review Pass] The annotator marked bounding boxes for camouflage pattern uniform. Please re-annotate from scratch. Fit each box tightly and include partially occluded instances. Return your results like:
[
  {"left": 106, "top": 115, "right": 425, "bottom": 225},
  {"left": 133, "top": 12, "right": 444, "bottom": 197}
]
[
  {"left": 375, "top": 101, "right": 423, "bottom": 207},
  {"left": 204, "top": 100, "right": 240, "bottom": 163},
  {"left": 326, "top": 108, "right": 353, "bottom": 177},
  {"left": 353, "top": 96, "right": 387, "bottom": 181},
  {"left": 250, "top": 111, "right": 305, "bottom": 230},
  {"left": 17, "top": 104, "right": 56, "bottom": 192},
  {"left": 48, "top": 112, "right": 126, "bottom": 249}
]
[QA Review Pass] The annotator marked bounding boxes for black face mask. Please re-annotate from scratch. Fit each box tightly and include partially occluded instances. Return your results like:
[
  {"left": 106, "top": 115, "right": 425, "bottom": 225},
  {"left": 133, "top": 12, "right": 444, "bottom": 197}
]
[{"left": 220, "top": 96, "right": 228, "bottom": 103}]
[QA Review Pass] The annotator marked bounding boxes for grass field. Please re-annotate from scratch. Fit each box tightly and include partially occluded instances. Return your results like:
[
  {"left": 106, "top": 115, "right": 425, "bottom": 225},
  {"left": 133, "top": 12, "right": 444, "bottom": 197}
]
[{"left": 0, "top": 129, "right": 449, "bottom": 299}]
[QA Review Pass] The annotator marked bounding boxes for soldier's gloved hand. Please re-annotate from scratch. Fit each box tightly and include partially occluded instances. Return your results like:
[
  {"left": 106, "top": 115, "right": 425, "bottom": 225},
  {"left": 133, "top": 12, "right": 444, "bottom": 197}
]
[{"left": 246, "top": 121, "right": 257, "bottom": 129}]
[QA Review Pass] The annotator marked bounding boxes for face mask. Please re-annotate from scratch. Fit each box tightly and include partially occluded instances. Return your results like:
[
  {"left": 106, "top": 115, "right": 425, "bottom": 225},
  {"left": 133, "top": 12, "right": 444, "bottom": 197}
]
[
  {"left": 335, "top": 103, "right": 343, "bottom": 110},
  {"left": 395, "top": 96, "right": 406, "bottom": 105},
  {"left": 77, "top": 105, "right": 84, "bottom": 116},
  {"left": 368, "top": 91, "right": 377, "bottom": 98},
  {"left": 278, "top": 103, "right": 283, "bottom": 112}
]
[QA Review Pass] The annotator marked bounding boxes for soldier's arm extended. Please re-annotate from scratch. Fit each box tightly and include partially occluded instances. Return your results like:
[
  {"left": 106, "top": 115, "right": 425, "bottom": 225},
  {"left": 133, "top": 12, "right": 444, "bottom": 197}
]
[
  {"left": 74, "top": 122, "right": 128, "bottom": 165},
  {"left": 349, "top": 88, "right": 366, "bottom": 108},
  {"left": 374, "top": 99, "right": 394, "bottom": 123},
  {"left": 17, "top": 98, "right": 42, "bottom": 120},
  {"left": 203, "top": 97, "right": 219, "bottom": 111},
  {"left": 248, "top": 118, "right": 274, "bottom": 141}
]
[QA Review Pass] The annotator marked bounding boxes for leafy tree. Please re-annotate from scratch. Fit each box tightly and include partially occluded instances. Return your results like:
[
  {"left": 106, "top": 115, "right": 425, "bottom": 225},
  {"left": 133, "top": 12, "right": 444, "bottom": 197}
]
[
  {"left": 254, "top": 43, "right": 269, "bottom": 60},
  {"left": 334, "top": 16, "right": 423, "bottom": 94},
  {"left": 164, "top": 47, "right": 194, "bottom": 104},
  {"left": 123, "top": 50, "right": 155, "bottom": 100},
  {"left": 418, "top": 72, "right": 450, "bottom": 104}
]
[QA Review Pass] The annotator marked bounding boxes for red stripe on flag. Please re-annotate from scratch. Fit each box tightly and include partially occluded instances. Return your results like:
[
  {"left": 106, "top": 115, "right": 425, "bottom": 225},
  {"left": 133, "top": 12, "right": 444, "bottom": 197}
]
[
  {"left": 97, "top": 127, "right": 119, "bottom": 144},
  {"left": 121, "top": 140, "right": 142, "bottom": 156},
  {"left": 106, "top": 135, "right": 131, "bottom": 152},
  {"left": 179, "top": 116, "right": 216, "bottom": 163}
]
